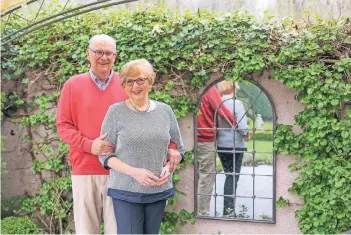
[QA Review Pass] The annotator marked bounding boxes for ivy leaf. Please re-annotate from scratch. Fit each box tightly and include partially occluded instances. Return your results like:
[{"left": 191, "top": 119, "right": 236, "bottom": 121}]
[
  {"left": 341, "top": 131, "right": 349, "bottom": 139},
  {"left": 331, "top": 99, "right": 339, "bottom": 106}
]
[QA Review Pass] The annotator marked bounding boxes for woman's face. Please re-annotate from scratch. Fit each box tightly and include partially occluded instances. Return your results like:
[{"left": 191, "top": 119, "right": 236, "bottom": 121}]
[{"left": 123, "top": 73, "right": 152, "bottom": 103}]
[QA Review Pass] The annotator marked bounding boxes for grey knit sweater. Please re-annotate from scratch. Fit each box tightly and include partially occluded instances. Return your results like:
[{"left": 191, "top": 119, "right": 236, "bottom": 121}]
[
  {"left": 99, "top": 101, "right": 186, "bottom": 194},
  {"left": 217, "top": 96, "right": 248, "bottom": 148}
]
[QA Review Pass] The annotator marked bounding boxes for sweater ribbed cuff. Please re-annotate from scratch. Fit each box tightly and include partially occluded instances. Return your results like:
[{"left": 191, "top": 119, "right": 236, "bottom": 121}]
[
  {"left": 82, "top": 138, "right": 94, "bottom": 154},
  {"left": 103, "top": 155, "right": 117, "bottom": 170}
]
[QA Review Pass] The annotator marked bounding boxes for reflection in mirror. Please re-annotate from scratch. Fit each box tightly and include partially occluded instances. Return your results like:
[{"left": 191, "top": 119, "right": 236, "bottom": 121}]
[
  {"left": 254, "top": 198, "right": 273, "bottom": 220},
  {"left": 255, "top": 176, "right": 273, "bottom": 198},
  {"left": 195, "top": 79, "right": 275, "bottom": 222}
]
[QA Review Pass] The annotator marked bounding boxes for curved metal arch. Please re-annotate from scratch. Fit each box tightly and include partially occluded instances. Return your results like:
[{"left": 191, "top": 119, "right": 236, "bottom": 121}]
[
  {"left": 2, "top": 0, "right": 33, "bottom": 16},
  {"left": 1, "top": 0, "right": 139, "bottom": 47},
  {"left": 193, "top": 76, "right": 277, "bottom": 223},
  {"left": 194, "top": 78, "right": 277, "bottom": 121}
]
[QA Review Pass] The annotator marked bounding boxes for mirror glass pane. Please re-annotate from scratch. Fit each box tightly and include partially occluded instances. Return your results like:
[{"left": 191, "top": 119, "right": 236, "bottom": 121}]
[{"left": 195, "top": 80, "right": 275, "bottom": 222}]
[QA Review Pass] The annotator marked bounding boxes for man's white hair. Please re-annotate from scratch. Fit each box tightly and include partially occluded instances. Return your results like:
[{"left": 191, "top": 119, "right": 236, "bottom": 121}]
[{"left": 88, "top": 34, "right": 116, "bottom": 50}]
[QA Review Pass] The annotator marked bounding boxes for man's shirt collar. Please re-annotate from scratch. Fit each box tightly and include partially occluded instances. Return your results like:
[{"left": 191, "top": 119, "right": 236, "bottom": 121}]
[{"left": 89, "top": 69, "right": 114, "bottom": 90}]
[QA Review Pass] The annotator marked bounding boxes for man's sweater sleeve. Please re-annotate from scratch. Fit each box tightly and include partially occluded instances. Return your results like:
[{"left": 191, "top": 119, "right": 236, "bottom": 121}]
[
  {"left": 168, "top": 142, "right": 177, "bottom": 149},
  {"left": 208, "top": 87, "right": 237, "bottom": 126},
  {"left": 56, "top": 80, "right": 93, "bottom": 153}
]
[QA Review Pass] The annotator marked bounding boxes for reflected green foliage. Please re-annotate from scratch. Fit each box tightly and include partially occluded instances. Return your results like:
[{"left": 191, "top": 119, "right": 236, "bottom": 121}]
[
  {"left": 237, "top": 82, "right": 273, "bottom": 121},
  {"left": 247, "top": 140, "right": 273, "bottom": 152},
  {"left": 260, "top": 212, "right": 272, "bottom": 220},
  {"left": 237, "top": 205, "right": 250, "bottom": 218}
]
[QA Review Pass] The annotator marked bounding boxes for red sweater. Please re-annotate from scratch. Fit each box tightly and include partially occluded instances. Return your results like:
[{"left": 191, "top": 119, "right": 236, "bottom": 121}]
[
  {"left": 197, "top": 86, "right": 237, "bottom": 142},
  {"left": 56, "top": 73, "right": 129, "bottom": 175}
]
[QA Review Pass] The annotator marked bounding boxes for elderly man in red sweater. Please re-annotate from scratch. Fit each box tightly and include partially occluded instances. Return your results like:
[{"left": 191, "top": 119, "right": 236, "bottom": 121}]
[
  {"left": 56, "top": 34, "right": 182, "bottom": 234},
  {"left": 197, "top": 85, "right": 236, "bottom": 216}
]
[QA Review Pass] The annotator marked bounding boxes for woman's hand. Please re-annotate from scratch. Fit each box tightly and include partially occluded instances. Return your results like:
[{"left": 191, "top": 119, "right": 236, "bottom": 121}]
[
  {"left": 158, "top": 164, "right": 171, "bottom": 186},
  {"left": 131, "top": 168, "right": 160, "bottom": 187}
]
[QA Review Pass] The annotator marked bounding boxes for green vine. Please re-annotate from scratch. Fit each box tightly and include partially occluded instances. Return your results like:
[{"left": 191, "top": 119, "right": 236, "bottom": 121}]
[
  {"left": 276, "top": 196, "right": 291, "bottom": 207},
  {"left": 1, "top": 92, "right": 7, "bottom": 177},
  {"left": 1, "top": 5, "right": 350, "bottom": 234}
]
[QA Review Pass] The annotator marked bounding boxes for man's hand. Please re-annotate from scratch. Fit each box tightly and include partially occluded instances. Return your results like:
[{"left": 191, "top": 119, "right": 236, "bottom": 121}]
[
  {"left": 91, "top": 133, "right": 114, "bottom": 155},
  {"left": 243, "top": 133, "right": 251, "bottom": 141},
  {"left": 166, "top": 149, "right": 182, "bottom": 172},
  {"left": 158, "top": 163, "right": 171, "bottom": 186}
]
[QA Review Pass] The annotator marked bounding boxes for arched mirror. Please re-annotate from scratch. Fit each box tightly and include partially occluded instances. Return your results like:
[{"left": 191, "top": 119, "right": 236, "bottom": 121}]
[{"left": 194, "top": 78, "right": 276, "bottom": 223}]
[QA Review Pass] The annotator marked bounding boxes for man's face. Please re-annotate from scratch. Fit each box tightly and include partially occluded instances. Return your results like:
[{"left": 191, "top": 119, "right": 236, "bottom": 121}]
[{"left": 87, "top": 40, "right": 117, "bottom": 78}]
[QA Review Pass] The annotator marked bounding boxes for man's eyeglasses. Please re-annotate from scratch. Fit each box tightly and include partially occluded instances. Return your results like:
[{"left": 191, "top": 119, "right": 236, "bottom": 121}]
[
  {"left": 88, "top": 48, "right": 116, "bottom": 58},
  {"left": 125, "top": 77, "right": 149, "bottom": 86}
]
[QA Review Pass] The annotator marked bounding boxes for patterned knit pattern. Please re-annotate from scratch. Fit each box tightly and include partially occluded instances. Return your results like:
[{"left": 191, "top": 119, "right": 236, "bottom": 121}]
[{"left": 99, "top": 101, "right": 186, "bottom": 194}]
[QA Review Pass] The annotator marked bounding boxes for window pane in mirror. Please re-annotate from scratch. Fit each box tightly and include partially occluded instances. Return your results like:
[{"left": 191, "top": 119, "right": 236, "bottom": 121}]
[
  {"left": 254, "top": 176, "right": 273, "bottom": 198},
  {"left": 254, "top": 198, "right": 274, "bottom": 221}
]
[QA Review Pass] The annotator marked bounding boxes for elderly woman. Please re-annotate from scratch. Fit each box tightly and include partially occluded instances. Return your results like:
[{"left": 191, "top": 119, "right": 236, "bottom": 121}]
[
  {"left": 217, "top": 80, "right": 250, "bottom": 217},
  {"left": 99, "top": 59, "right": 186, "bottom": 234}
]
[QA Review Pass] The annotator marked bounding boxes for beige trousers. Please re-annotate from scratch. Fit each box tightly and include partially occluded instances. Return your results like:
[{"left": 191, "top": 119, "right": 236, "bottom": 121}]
[
  {"left": 72, "top": 175, "right": 116, "bottom": 234},
  {"left": 197, "top": 142, "right": 217, "bottom": 214}
]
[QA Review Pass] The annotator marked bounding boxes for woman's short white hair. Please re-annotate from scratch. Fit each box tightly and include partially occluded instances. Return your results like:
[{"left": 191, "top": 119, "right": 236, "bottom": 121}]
[
  {"left": 119, "top": 59, "right": 156, "bottom": 86},
  {"left": 88, "top": 34, "right": 116, "bottom": 51}
]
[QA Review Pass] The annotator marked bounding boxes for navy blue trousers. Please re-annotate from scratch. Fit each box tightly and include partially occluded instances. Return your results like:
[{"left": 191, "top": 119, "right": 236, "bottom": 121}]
[
  {"left": 217, "top": 147, "right": 246, "bottom": 215},
  {"left": 112, "top": 198, "right": 166, "bottom": 234}
]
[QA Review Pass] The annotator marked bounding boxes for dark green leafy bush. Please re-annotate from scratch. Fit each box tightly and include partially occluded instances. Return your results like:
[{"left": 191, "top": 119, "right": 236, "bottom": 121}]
[
  {"left": 0, "top": 216, "right": 40, "bottom": 234},
  {"left": 1, "top": 196, "right": 26, "bottom": 219}
]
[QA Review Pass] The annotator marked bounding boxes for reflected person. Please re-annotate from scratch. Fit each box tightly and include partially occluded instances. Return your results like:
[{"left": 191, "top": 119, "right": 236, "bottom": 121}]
[
  {"left": 217, "top": 81, "right": 250, "bottom": 217},
  {"left": 197, "top": 85, "right": 236, "bottom": 215}
]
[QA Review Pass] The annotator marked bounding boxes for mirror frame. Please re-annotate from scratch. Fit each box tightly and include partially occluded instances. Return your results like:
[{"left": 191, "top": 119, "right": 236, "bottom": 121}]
[{"left": 193, "top": 77, "right": 277, "bottom": 223}]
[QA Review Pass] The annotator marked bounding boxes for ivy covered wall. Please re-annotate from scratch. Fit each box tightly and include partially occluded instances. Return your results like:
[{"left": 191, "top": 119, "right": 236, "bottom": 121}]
[{"left": 1, "top": 6, "right": 350, "bottom": 234}]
